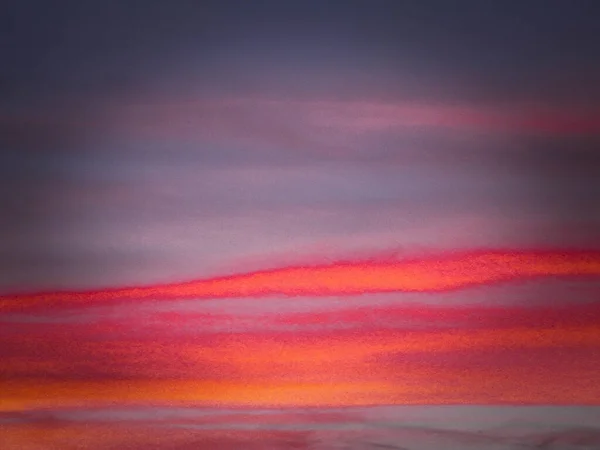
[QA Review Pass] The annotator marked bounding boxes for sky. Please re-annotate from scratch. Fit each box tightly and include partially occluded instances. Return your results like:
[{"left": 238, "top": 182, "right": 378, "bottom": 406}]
[{"left": 1, "top": 1, "right": 600, "bottom": 448}]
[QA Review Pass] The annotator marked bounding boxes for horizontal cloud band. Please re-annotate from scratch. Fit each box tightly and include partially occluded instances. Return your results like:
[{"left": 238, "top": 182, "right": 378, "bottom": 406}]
[{"left": 1, "top": 249, "right": 599, "bottom": 312}]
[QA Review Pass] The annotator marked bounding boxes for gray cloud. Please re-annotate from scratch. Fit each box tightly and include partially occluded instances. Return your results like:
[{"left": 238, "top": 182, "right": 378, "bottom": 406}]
[{"left": 3, "top": 405, "right": 600, "bottom": 449}]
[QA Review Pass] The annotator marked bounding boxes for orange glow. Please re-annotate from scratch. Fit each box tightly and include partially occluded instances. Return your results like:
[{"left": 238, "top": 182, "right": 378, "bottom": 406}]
[
  {"left": 2, "top": 324, "right": 600, "bottom": 410},
  {"left": 2, "top": 360, "right": 599, "bottom": 412},
  {"left": 2, "top": 249, "right": 600, "bottom": 411},
  {"left": 1, "top": 249, "right": 599, "bottom": 311}
]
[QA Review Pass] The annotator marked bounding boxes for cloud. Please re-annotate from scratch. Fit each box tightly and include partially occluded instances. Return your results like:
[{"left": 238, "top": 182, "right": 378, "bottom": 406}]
[
  {"left": 109, "top": 97, "right": 600, "bottom": 154},
  {"left": 2, "top": 249, "right": 598, "bottom": 312},
  {"left": 2, "top": 314, "right": 600, "bottom": 408},
  {"left": 2, "top": 406, "right": 600, "bottom": 449},
  {"left": 1, "top": 95, "right": 598, "bottom": 294}
]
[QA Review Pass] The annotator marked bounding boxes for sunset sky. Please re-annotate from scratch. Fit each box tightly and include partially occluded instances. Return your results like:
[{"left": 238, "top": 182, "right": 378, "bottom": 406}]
[{"left": 2, "top": 1, "right": 600, "bottom": 448}]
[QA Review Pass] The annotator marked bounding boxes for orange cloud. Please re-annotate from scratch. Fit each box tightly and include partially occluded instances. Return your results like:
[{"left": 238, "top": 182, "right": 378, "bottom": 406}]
[
  {"left": 1, "top": 249, "right": 599, "bottom": 312},
  {"left": 3, "top": 349, "right": 599, "bottom": 411},
  {"left": 2, "top": 323, "right": 600, "bottom": 410}
]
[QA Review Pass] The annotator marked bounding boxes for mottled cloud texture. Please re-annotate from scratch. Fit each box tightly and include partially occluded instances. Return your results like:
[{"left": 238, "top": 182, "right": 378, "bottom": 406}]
[{"left": 2, "top": 1, "right": 600, "bottom": 448}]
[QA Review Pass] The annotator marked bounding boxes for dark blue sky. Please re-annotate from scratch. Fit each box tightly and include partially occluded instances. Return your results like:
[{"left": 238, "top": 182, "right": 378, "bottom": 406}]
[{"left": 3, "top": 0, "right": 600, "bottom": 105}]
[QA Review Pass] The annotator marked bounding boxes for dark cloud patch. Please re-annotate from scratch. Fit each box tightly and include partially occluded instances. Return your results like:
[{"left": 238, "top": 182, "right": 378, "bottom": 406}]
[
  {"left": 504, "top": 136, "right": 600, "bottom": 232},
  {"left": 0, "top": 107, "right": 121, "bottom": 292}
]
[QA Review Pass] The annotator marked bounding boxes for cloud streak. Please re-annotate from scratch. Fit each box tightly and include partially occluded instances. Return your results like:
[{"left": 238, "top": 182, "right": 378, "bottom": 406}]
[
  {"left": 1, "top": 249, "right": 599, "bottom": 312},
  {"left": 2, "top": 297, "right": 600, "bottom": 409}
]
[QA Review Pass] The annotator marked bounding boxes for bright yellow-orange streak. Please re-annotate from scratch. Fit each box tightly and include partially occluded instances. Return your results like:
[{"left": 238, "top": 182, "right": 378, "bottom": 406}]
[{"left": 1, "top": 249, "right": 599, "bottom": 311}]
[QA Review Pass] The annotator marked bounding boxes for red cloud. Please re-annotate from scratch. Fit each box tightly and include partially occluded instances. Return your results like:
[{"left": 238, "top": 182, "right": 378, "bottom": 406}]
[{"left": 1, "top": 249, "right": 599, "bottom": 312}]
